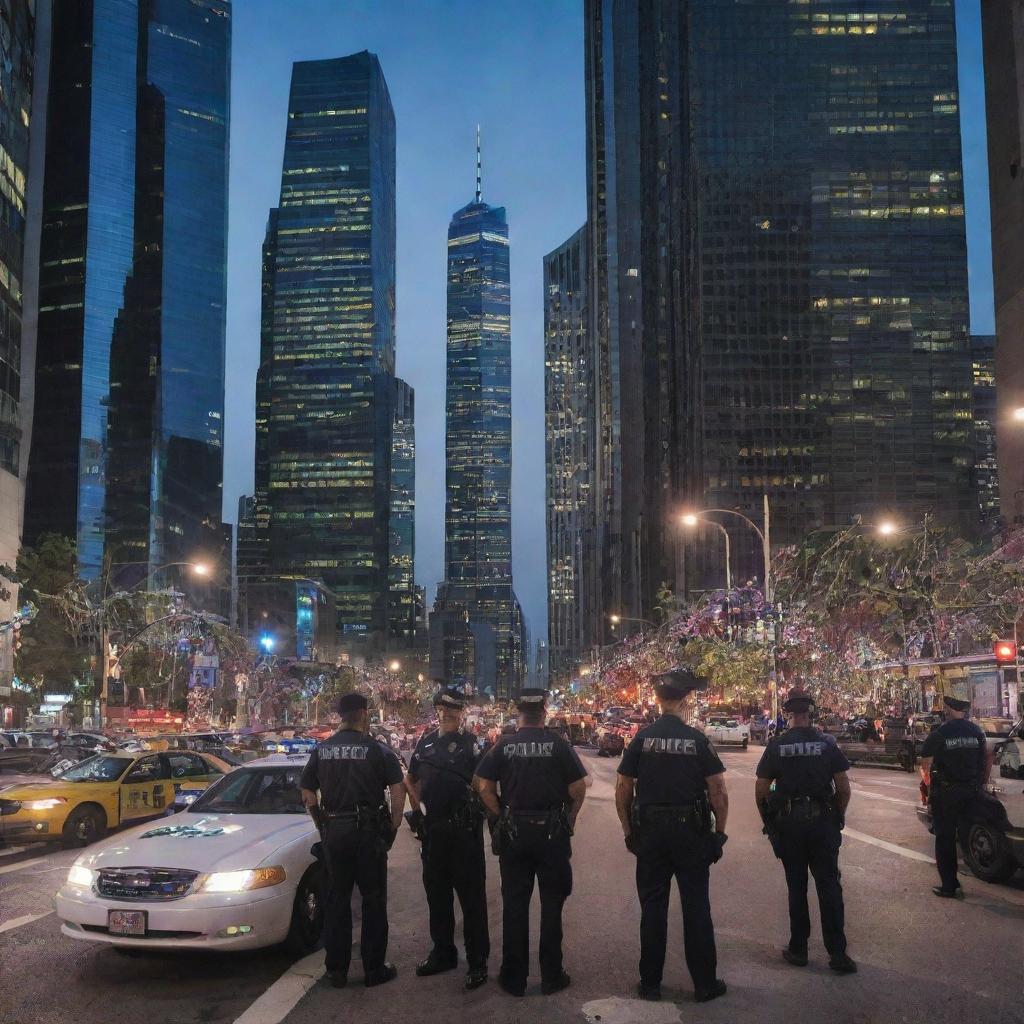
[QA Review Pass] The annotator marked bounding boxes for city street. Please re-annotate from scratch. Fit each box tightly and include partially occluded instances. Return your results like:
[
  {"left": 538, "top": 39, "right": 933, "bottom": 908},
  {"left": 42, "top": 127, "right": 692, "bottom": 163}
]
[{"left": 2, "top": 748, "right": 1022, "bottom": 1024}]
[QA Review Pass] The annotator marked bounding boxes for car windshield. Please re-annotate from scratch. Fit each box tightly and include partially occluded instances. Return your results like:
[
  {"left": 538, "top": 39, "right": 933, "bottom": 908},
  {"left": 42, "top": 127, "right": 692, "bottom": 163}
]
[
  {"left": 190, "top": 767, "right": 306, "bottom": 814},
  {"left": 57, "top": 755, "right": 131, "bottom": 782}
]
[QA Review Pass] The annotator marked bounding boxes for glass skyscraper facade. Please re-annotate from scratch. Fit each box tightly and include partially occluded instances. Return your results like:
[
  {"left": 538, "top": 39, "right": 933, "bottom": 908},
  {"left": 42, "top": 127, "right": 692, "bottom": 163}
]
[
  {"left": 585, "top": 0, "right": 975, "bottom": 621},
  {"left": 543, "top": 224, "right": 594, "bottom": 679},
  {"left": 24, "top": 0, "right": 230, "bottom": 585},
  {"left": 388, "top": 377, "right": 415, "bottom": 646},
  {"left": 246, "top": 52, "right": 410, "bottom": 650},
  {"left": 970, "top": 334, "right": 999, "bottom": 534},
  {"left": 433, "top": 189, "right": 522, "bottom": 697}
]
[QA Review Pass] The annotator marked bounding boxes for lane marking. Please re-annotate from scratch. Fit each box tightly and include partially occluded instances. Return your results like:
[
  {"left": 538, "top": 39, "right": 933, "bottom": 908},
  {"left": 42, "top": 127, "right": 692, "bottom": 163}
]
[
  {"left": 232, "top": 949, "right": 324, "bottom": 1024},
  {"left": 0, "top": 846, "right": 26, "bottom": 858},
  {"left": 0, "top": 910, "right": 52, "bottom": 934},
  {"left": 844, "top": 827, "right": 933, "bottom": 863},
  {"left": 0, "top": 857, "right": 48, "bottom": 876},
  {"left": 851, "top": 786, "right": 917, "bottom": 807}
]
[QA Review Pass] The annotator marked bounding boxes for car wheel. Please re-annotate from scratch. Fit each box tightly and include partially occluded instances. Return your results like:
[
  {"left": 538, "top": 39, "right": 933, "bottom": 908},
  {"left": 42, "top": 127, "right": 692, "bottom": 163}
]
[
  {"left": 62, "top": 804, "right": 106, "bottom": 849},
  {"left": 962, "top": 821, "right": 1016, "bottom": 883},
  {"left": 285, "top": 866, "right": 325, "bottom": 955}
]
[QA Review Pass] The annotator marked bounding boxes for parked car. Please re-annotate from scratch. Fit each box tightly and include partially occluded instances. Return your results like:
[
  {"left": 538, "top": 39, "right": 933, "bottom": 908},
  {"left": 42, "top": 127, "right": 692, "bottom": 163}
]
[
  {"left": 56, "top": 755, "right": 323, "bottom": 953},
  {"left": 703, "top": 717, "right": 750, "bottom": 750},
  {"left": 593, "top": 724, "right": 626, "bottom": 757},
  {"left": 0, "top": 750, "right": 230, "bottom": 848}
]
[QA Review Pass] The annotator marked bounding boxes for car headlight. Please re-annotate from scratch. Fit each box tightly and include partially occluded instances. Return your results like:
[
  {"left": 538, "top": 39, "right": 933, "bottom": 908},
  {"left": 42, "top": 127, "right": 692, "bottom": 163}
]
[
  {"left": 22, "top": 797, "right": 68, "bottom": 811},
  {"left": 200, "top": 865, "right": 287, "bottom": 893},
  {"left": 66, "top": 864, "right": 94, "bottom": 887}
]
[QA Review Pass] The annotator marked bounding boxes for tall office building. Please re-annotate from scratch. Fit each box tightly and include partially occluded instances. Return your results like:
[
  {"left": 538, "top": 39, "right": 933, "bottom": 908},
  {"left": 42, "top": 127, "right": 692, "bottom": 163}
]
[
  {"left": 388, "top": 378, "right": 416, "bottom": 646},
  {"left": 970, "top": 335, "right": 999, "bottom": 534},
  {"left": 246, "top": 52, "right": 411, "bottom": 651},
  {"left": 585, "top": 0, "right": 975, "bottom": 626},
  {"left": 432, "top": 150, "right": 523, "bottom": 697},
  {"left": 544, "top": 225, "right": 594, "bottom": 679},
  {"left": 23, "top": 0, "right": 230, "bottom": 588},
  {"left": 981, "top": 3, "right": 1024, "bottom": 530},
  {"left": 0, "top": 0, "right": 34, "bottom": 702}
]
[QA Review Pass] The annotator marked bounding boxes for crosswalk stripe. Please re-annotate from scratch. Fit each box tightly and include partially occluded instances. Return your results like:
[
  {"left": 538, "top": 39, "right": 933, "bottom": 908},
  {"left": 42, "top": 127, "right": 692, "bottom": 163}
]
[{"left": 0, "top": 910, "right": 52, "bottom": 934}]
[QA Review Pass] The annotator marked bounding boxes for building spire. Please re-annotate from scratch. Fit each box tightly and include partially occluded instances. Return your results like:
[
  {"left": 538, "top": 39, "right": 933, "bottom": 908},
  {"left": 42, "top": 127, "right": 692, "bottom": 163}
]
[{"left": 475, "top": 124, "right": 482, "bottom": 203}]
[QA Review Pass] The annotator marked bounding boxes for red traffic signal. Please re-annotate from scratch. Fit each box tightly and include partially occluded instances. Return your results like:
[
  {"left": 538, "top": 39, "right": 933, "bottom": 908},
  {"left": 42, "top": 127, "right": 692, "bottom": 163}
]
[{"left": 993, "top": 640, "right": 1018, "bottom": 664}]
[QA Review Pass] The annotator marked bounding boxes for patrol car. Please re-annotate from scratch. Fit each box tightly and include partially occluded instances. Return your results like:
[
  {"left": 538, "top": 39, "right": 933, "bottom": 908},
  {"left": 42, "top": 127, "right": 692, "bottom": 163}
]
[{"left": 55, "top": 754, "right": 323, "bottom": 953}]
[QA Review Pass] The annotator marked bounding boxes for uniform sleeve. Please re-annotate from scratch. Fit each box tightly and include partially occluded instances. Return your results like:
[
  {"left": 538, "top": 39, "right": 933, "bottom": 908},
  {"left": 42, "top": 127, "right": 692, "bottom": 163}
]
[
  {"left": 827, "top": 737, "right": 851, "bottom": 773},
  {"left": 755, "top": 742, "right": 777, "bottom": 779},
  {"left": 618, "top": 734, "right": 642, "bottom": 778},
  {"left": 381, "top": 746, "right": 405, "bottom": 786},
  {"left": 974, "top": 724, "right": 988, "bottom": 777},
  {"left": 921, "top": 729, "right": 943, "bottom": 760},
  {"left": 299, "top": 748, "right": 320, "bottom": 791},
  {"left": 700, "top": 738, "right": 726, "bottom": 777},
  {"left": 474, "top": 744, "right": 502, "bottom": 781},
  {"left": 407, "top": 740, "right": 424, "bottom": 781}
]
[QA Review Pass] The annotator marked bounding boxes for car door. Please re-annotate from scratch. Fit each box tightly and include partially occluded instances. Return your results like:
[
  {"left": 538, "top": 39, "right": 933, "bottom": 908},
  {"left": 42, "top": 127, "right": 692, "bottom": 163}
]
[
  {"left": 119, "top": 754, "right": 170, "bottom": 822},
  {"left": 167, "top": 751, "right": 222, "bottom": 793}
]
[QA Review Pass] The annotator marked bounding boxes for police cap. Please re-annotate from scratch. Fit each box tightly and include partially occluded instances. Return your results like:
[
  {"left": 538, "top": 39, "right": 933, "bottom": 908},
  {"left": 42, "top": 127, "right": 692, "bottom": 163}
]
[
  {"left": 516, "top": 688, "right": 548, "bottom": 712},
  {"left": 433, "top": 687, "right": 466, "bottom": 709},
  {"left": 943, "top": 694, "right": 971, "bottom": 712},
  {"left": 652, "top": 667, "right": 705, "bottom": 700},
  {"left": 337, "top": 692, "right": 368, "bottom": 715},
  {"left": 782, "top": 688, "right": 816, "bottom": 713}
]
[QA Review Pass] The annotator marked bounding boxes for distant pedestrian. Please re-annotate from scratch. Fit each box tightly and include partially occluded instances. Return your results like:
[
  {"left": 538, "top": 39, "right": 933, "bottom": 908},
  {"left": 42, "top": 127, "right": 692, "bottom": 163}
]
[
  {"left": 474, "top": 689, "right": 588, "bottom": 997},
  {"left": 920, "top": 695, "right": 992, "bottom": 898},
  {"left": 755, "top": 689, "right": 856, "bottom": 974},
  {"left": 615, "top": 668, "right": 729, "bottom": 1004}
]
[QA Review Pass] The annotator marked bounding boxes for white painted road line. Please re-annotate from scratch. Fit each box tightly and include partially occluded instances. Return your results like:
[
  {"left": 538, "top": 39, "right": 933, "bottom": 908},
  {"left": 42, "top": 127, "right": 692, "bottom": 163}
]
[
  {"left": 844, "top": 827, "right": 933, "bottom": 863},
  {"left": 0, "top": 910, "right": 52, "bottom": 934},
  {"left": 232, "top": 949, "right": 325, "bottom": 1024},
  {"left": 851, "top": 786, "right": 918, "bottom": 807},
  {"left": 0, "top": 845, "right": 26, "bottom": 858},
  {"left": 0, "top": 857, "right": 44, "bottom": 876}
]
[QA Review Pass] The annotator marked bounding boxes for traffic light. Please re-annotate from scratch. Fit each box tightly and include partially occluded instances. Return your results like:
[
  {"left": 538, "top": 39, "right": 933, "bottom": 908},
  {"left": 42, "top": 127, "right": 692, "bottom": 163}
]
[{"left": 993, "top": 640, "right": 1017, "bottom": 664}]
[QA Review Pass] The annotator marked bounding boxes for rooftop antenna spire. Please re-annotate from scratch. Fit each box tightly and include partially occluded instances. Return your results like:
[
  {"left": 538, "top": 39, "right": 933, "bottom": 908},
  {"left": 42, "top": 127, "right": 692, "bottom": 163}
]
[{"left": 475, "top": 124, "right": 482, "bottom": 203}]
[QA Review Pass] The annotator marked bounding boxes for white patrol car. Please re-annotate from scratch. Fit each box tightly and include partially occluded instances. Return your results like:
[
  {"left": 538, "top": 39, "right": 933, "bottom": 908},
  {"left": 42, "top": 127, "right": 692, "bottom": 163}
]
[
  {"left": 703, "top": 717, "right": 750, "bottom": 750},
  {"left": 55, "top": 754, "right": 323, "bottom": 953}
]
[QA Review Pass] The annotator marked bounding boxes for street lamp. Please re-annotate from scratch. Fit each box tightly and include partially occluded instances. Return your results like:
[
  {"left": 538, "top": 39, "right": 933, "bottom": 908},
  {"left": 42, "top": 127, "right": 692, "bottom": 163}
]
[
  {"left": 608, "top": 613, "right": 657, "bottom": 630},
  {"left": 877, "top": 521, "right": 898, "bottom": 537},
  {"left": 1013, "top": 407, "right": 1024, "bottom": 423},
  {"left": 389, "top": 659, "right": 401, "bottom": 672},
  {"left": 679, "top": 498, "right": 772, "bottom": 601},
  {"left": 680, "top": 514, "right": 731, "bottom": 593}
]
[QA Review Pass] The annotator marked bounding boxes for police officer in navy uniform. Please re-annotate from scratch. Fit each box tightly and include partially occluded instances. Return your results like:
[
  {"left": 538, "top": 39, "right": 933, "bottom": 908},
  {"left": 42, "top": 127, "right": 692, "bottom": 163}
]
[
  {"left": 300, "top": 693, "right": 406, "bottom": 989},
  {"left": 473, "top": 688, "right": 588, "bottom": 998},
  {"left": 920, "top": 694, "right": 992, "bottom": 898},
  {"left": 406, "top": 687, "right": 489, "bottom": 989},
  {"left": 615, "top": 668, "right": 729, "bottom": 1004},
  {"left": 755, "top": 689, "right": 856, "bottom": 973}
]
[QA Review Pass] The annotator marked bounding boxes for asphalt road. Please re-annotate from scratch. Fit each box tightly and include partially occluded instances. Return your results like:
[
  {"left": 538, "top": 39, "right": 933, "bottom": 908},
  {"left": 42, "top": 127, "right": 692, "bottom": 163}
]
[{"left": 2, "top": 748, "right": 1023, "bottom": 1024}]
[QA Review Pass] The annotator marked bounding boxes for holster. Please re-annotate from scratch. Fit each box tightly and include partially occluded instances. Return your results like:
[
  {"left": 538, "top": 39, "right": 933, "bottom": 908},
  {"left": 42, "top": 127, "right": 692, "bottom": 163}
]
[{"left": 491, "top": 806, "right": 517, "bottom": 855}]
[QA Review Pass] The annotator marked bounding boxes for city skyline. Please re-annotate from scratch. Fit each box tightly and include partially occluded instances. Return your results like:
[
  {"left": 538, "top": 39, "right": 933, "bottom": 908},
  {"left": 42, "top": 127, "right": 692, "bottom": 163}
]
[{"left": 224, "top": 0, "right": 994, "bottom": 644}]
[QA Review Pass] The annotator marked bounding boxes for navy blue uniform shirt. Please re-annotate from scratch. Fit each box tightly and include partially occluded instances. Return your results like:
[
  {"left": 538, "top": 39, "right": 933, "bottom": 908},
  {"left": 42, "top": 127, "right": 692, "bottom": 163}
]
[
  {"left": 300, "top": 729, "right": 404, "bottom": 814},
  {"left": 756, "top": 726, "right": 850, "bottom": 799},
  {"left": 921, "top": 718, "right": 986, "bottom": 785},
  {"left": 618, "top": 715, "right": 725, "bottom": 806},
  {"left": 475, "top": 727, "right": 587, "bottom": 811},
  {"left": 408, "top": 728, "right": 483, "bottom": 815}
]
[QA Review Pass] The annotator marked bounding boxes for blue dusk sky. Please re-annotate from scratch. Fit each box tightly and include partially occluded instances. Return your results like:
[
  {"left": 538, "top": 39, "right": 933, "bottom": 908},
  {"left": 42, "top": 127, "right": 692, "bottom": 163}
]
[{"left": 224, "top": 0, "right": 994, "bottom": 647}]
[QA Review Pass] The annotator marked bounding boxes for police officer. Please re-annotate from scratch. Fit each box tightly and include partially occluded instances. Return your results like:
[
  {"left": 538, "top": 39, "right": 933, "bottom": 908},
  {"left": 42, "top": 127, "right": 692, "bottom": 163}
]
[
  {"left": 920, "top": 694, "right": 992, "bottom": 898},
  {"left": 406, "top": 687, "right": 489, "bottom": 990},
  {"left": 755, "top": 689, "right": 856, "bottom": 974},
  {"left": 616, "top": 668, "right": 729, "bottom": 1004},
  {"left": 300, "top": 693, "right": 406, "bottom": 989},
  {"left": 473, "top": 688, "right": 588, "bottom": 997}
]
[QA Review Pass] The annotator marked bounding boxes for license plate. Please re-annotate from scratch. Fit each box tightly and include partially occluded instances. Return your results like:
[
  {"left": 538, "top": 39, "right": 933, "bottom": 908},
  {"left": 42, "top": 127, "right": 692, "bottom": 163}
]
[{"left": 108, "top": 910, "right": 146, "bottom": 936}]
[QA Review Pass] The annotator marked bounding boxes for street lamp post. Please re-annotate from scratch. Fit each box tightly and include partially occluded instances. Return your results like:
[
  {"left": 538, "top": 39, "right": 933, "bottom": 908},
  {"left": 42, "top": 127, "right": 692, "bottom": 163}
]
[{"left": 681, "top": 516, "right": 731, "bottom": 593}]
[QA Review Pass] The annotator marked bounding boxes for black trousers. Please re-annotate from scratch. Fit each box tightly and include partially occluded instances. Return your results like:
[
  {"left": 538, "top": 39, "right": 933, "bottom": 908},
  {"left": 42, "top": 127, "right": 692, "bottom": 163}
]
[
  {"left": 931, "top": 784, "right": 978, "bottom": 891},
  {"left": 634, "top": 817, "right": 717, "bottom": 990},
  {"left": 322, "top": 820, "right": 388, "bottom": 976},
  {"left": 422, "top": 817, "right": 490, "bottom": 968},
  {"left": 498, "top": 821, "right": 572, "bottom": 986},
  {"left": 773, "top": 817, "right": 846, "bottom": 956}
]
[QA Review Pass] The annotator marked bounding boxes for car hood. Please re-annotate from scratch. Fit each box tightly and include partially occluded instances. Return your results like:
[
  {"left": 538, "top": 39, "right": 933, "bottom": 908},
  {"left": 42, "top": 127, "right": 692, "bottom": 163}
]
[
  {"left": 0, "top": 773, "right": 55, "bottom": 793},
  {"left": 74, "top": 812, "right": 317, "bottom": 873}
]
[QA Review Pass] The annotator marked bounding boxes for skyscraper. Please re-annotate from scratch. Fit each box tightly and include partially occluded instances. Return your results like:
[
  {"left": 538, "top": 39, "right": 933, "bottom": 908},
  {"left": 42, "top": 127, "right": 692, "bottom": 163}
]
[
  {"left": 388, "top": 378, "right": 416, "bottom": 647},
  {"left": 585, "top": 0, "right": 975, "bottom": 624},
  {"left": 245, "top": 52, "right": 411, "bottom": 651},
  {"left": 432, "top": 141, "right": 523, "bottom": 697},
  {"left": 24, "top": 0, "right": 231, "bottom": 586},
  {"left": 981, "top": 3, "right": 1024, "bottom": 530},
  {"left": 970, "top": 334, "right": 999, "bottom": 535},
  {"left": 544, "top": 225, "right": 594, "bottom": 679},
  {"left": 0, "top": 0, "right": 34, "bottom": 698}
]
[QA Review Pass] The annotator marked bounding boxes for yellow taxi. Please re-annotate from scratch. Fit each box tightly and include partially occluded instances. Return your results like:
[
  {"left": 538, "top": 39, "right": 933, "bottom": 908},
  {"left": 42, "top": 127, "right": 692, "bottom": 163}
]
[{"left": 0, "top": 750, "right": 231, "bottom": 848}]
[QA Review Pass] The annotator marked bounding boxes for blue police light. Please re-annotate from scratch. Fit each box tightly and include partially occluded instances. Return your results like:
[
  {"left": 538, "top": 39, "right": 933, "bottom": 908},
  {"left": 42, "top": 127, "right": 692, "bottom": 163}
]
[{"left": 260, "top": 634, "right": 275, "bottom": 653}]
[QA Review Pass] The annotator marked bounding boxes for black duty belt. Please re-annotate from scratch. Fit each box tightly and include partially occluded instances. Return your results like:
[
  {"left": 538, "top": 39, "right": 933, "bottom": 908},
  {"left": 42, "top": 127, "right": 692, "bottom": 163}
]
[
  {"left": 777, "top": 796, "right": 831, "bottom": 819},
  {"left": 324, "top": 806, "right": 381, "bottom": 820},
  {"left": 512, "top": 808, "right": 562, "bottom": 825},
  {"left": 640, "top": 803, "right": 699, "bottom": 824}
]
